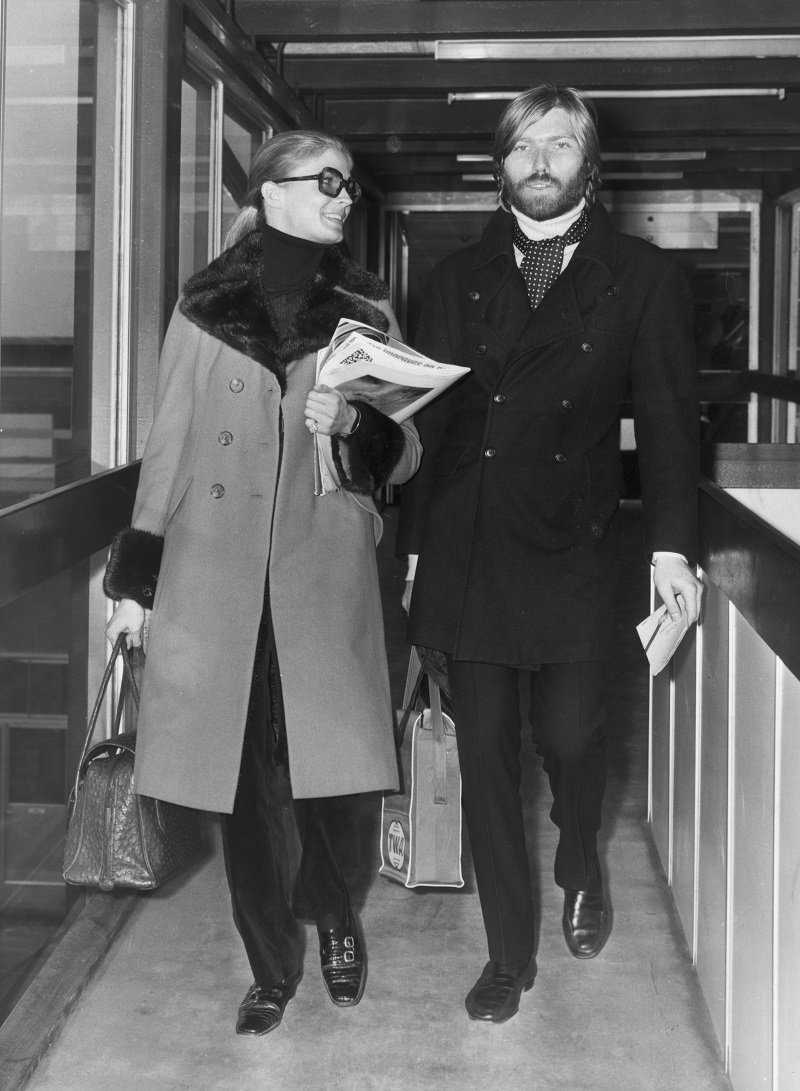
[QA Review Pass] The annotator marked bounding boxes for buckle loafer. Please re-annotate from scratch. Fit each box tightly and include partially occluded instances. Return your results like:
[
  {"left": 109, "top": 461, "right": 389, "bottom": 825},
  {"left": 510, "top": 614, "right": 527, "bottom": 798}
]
[
  {"left": 319, "top": 921, "right": 366, "bottom": 1006},
  {"left": 562, "top": 889, "right": 611, "bottom": 958},
  {"left": 235, "top": 972, "right": 301, "bottom": 1036},
  {"left": 465, "top": 955, "right": 537, "bottom": 1024}
]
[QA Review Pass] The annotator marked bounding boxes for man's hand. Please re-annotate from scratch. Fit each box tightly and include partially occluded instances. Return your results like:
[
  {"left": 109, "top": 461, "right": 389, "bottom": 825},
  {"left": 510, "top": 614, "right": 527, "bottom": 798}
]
[
  {"left": 653, "top": 556, "right": 703, "bottom": 625},
  {"left": 401, "top": 579, "right": 414, "bottom": 614}
]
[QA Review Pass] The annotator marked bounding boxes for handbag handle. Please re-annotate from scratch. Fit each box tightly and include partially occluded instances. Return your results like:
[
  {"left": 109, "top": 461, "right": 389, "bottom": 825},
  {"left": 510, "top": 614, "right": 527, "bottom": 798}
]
[
  {"left": 428, "top": 675, "right": 449, "bottom": 805},
  {"left": 395, "top": 645, "right": 427, "bottom": 745},
  {"left": 67, "top": 635, "right": 141, "bottom": 812}
]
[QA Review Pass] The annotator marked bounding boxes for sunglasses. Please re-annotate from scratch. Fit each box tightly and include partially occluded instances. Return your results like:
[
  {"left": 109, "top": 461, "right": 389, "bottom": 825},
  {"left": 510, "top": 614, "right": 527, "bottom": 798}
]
[{"left": 271, "top": 166, "right": 362, "bottom": 203}]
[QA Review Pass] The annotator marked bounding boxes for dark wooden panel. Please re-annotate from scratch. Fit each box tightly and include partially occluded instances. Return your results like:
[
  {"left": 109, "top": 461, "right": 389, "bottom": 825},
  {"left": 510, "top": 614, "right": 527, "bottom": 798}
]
[
  {"left": 700, "top": 479, "right": 800, "bottom": 682},
  {"left": 282, "top": 56, "right": 800, "bottom": 94},
  {"left": 0, "top": 464, "right": 141, "bottom": 610},
  {"left": 237, "top": 0, "right": 800, "bottom": 39}
]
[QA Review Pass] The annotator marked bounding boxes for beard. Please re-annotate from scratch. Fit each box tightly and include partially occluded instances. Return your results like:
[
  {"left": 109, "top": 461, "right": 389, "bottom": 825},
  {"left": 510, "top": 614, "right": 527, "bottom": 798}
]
[{"left": 502, "top": 166, "right": 587, "bottom": 221}]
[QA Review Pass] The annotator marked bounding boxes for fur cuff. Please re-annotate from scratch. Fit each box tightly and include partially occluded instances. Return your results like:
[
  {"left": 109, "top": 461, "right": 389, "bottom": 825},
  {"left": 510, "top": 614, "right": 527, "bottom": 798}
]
[
  {"left": 331, "top": 402, "right": 406, "bottom": 495},
  {"left": 103, "top": 527, "right": 164, "bottom": 607}
]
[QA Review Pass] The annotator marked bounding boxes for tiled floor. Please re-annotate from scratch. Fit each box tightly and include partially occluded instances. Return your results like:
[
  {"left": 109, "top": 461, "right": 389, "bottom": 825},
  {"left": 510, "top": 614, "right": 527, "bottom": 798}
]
[{"left": 22, "top": 503, "right": 732, "bottom": 1091}]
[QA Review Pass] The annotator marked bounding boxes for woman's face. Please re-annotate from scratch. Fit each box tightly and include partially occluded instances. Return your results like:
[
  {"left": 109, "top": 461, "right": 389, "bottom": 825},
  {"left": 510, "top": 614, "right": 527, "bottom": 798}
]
[{"left": 262, "top": 147, "right": 354, "bottom": 244}]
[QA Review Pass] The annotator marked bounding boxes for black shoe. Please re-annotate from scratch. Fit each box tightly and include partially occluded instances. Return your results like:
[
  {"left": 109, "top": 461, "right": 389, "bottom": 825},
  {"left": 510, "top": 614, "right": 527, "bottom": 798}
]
[
  {"left": 235, "top": 973, "right": 301, "bottom": 1036},
  {"left": 562, "top": 888, "right": 611, "bottom": 958},
  {"left": 319, "top": 920, "right": 366, "bottom": 1006},
  {"left": 464, "top": 955, "right": 537, "bottom": 1024}
]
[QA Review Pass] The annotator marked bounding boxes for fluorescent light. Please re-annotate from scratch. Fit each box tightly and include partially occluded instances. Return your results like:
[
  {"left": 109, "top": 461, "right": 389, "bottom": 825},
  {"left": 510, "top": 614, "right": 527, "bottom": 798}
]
[
  {"left": 449, "top": 88, "right": 786, "bottom": 103},
  {"left": 464, "top": 172, "right": 686, "bottom": 182},
  {"left": 456, "top": 152, "right": 707, "bottom": 163},
  {"left": 605, "top": 152, "right": 707, "bottom": 162},
  {"left": 436, "top": 37, "right": 800, "bottom": 61}
]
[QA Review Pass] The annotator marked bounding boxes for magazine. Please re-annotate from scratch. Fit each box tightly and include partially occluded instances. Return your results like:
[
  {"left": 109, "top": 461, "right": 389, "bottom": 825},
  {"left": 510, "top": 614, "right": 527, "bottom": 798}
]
[{"left": 313, "top": 318, "right": 469, "bottom": 494}]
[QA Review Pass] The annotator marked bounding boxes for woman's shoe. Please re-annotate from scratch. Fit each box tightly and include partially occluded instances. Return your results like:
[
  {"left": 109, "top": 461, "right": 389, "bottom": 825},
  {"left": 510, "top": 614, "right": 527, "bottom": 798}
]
[
  {"left": 235, "top": 972, "right": 302, "bottom": 1036},
  {"left": 318, "top": 919, "right": 366, "bottom": 1006}
]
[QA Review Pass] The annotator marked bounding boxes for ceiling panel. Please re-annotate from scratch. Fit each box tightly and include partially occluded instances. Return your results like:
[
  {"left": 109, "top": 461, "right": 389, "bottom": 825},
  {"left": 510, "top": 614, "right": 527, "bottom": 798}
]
[{"left": 233, "top": 1, "right": 800, "bottom": 199}]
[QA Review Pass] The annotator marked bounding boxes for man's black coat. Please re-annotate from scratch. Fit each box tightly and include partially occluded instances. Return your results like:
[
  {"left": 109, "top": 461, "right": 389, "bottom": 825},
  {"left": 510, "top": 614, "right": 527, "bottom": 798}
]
[{"left": 397, "top": 203, "right": 699, "bottom": 665}]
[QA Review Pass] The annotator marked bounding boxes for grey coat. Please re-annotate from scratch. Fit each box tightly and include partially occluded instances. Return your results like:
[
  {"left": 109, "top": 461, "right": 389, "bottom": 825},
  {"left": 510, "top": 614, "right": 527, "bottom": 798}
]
[{"left": 105, "top": 233, "right": 421, "bottom": 811}]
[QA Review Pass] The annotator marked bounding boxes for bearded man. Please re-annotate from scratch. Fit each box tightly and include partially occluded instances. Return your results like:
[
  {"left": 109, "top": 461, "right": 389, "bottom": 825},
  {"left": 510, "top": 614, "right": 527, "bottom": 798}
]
[{"left": 397, "top": 85, "right": 703, "bottom": 1024}]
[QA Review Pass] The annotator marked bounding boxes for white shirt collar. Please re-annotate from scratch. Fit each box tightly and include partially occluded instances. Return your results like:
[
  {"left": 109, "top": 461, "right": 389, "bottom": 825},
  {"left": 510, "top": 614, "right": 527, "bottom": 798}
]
[{"left": 512, "top": 199, "right": 585, "bottom": 242}]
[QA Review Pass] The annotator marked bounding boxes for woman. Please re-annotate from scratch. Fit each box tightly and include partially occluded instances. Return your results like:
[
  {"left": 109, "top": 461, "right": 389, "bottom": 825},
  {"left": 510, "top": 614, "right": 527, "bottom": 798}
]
[{"left": 104, "top": 130, "right": 421, "bottom": 1036}]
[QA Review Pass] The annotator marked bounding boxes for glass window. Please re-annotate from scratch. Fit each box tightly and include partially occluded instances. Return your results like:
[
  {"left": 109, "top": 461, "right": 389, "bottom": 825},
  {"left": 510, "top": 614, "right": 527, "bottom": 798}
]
[
  {"left": 0, "top": 0, "right": 133, "bottom": 1030},
  {"left": 221, "top": 103, "right": 264, "bottom": 247},
  {"left": 0, "top": 0, "right": 98, "bottom": 508},
  {"left": 178, "top": 68, "right": 214, "bottom": 286}
]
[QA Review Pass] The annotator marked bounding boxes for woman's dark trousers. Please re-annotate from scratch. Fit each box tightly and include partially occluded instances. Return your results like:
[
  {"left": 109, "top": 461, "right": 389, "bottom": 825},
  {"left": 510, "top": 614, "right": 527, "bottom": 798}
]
[
  {"left": 221, "top": 613, "right": 357, "bottom": 987},
  {"left": 446, "top": 658, "right": 608, "bottom": 965}
]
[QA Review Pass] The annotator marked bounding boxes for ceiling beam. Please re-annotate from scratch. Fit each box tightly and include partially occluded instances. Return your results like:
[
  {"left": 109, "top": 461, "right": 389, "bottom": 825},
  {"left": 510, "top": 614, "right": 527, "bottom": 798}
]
[
  {"left": 280, "top": 57, "right": 800, "bottom": 94},
  {"left": 235, "top": 1, "right": 800, "bottom": 41},
  {"left": 321, "top": 95, "right": 800, "bottom": 139},
  {"left": 357, "top": 152, "right": 800, "bottom": 175}
]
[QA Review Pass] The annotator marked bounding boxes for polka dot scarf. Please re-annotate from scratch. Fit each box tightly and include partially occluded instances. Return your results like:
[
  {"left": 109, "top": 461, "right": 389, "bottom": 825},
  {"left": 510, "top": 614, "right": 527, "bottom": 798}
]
[{"left": 512, "top": 208, "right": 590, "bottom": 309}]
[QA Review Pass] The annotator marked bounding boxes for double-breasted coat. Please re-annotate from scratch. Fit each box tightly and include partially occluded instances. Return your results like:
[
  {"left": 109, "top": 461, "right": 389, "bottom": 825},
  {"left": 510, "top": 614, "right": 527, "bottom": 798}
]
[
  {"left": 397, "top": 203, "right": 699, "bottom": 665},
  {"left": 105, "top": 230, "right": 421, "bottom": 813}
]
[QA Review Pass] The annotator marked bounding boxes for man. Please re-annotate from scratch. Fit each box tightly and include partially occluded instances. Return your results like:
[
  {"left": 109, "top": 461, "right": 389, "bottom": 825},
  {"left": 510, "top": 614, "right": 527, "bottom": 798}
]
[{"left": 397, "top": 85, "right": 703, "bottom": 1024}]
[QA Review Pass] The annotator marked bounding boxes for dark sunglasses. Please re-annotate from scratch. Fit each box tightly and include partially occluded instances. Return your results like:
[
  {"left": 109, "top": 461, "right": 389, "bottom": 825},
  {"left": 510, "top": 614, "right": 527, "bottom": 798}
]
[{"left": 271, "top": 166, "right": 362, "bottom": 203}]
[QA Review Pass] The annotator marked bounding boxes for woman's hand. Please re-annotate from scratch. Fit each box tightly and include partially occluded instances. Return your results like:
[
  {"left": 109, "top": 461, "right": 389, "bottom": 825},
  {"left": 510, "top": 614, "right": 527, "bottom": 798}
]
[
  {"left": 106, "top": 598, "right": 149, "bottom": 649},
  {"left": 304, "top": 385, "right": 358, "bottom": 437}
]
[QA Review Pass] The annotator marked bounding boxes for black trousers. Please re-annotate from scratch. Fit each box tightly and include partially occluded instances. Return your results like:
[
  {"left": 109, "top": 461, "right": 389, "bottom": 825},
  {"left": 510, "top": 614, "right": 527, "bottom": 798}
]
[
  {"left": 220, "top": 610, "right": 359, "bottom": 987},
  {"left": 446, "top": 658, "right": 608, "bottom": 965}
]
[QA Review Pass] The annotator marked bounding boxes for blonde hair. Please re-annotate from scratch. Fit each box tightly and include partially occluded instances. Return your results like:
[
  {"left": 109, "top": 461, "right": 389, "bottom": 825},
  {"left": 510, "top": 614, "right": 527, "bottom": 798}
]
[
  {"left": 492, "top": 84, "right": 602, "bottom": 211},
  {"left": 224, "top": 129, "right": 354, "bottom": 248}
]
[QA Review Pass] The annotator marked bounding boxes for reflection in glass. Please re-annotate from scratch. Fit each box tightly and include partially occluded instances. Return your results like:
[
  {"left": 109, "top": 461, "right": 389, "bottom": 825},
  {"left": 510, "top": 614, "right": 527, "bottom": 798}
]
[
  {"left": 221, "top": 107, "right": 263, "bottom": 248},
  {"left": 179, "top": 72, "right": 213, "bottom": 285},
  {"left": 0, "top": 0, "right": 97, "bottom": 508}
]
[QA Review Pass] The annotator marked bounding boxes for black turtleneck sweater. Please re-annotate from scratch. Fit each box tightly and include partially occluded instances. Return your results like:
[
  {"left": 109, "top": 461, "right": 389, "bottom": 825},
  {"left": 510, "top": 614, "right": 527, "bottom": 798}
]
[{"left": 260, "top": 221, "right": 329, "bottom": 338}]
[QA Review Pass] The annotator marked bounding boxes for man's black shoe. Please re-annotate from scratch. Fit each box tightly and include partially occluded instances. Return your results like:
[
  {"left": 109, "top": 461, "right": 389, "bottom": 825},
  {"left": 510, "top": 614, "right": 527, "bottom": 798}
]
[
  {"left": 319, "top": 920, "right": 366, "bottom": 1006},
  {"left": 562, "top": 889, "right": 611, "bottom": 958},
  {"left": 235, "top": 973, "right": 301, "bottom": 1036},
  {"left": 464, "top": 955, "right": 537, "bottom": 1023}
]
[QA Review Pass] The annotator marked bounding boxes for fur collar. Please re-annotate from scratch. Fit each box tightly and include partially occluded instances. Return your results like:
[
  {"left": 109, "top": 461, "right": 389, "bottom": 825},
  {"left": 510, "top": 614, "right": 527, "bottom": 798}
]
[{"left": 179, "top": 230, "right": 390, "bottom": 392}]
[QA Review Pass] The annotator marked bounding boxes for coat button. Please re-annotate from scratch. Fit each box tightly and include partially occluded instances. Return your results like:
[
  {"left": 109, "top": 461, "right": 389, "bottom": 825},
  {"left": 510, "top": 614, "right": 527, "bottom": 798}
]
[
  {"left": 554, "top": 452, "right": 567, "bottom": 463},
  {"left": 561, "top": 399, "right": 574, "bottom": 410},
  {"left": 476, "top": 344, "right": 487, "bottom": 355},
  {"left": 581, "top": 342, "right": 593, "bottom": 353},
  {"left": 229, "top": 378, "right": 244, "bottom": 393},
  {"left": 218, "top": 431, "right": 233, "bottom": 445},
  {"left": 210, "top": 484, "right": 225, "bottom": 498},
  {"left": 484, "top": 447, "right": 497, "bottom": 459},
  {"left": 469, "top": 290, "right": 480, "bottom": 301},
  {"left": 493, "top": 393, "right": 506, "bottom": 404}
]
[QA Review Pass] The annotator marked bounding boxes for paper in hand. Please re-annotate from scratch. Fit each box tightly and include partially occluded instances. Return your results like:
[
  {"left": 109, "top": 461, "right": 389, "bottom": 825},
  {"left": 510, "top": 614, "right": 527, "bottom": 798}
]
[{"left": 636, "top": 602, "right": 689, "bottom": 675}]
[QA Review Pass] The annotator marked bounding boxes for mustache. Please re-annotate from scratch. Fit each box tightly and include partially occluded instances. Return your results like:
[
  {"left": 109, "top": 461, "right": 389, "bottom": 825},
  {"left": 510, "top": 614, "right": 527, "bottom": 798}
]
[{"left": 522, "top": 172, "right": 560, "bottom": 186}]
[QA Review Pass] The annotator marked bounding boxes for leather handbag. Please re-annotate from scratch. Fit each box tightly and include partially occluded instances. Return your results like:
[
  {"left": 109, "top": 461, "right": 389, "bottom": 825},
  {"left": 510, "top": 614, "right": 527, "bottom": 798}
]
[
  {"left": 62, "top": 634, "right": 202, "bottom": 892},
  {"left": 379, "top": 646, "right": 464, "bottom": 889}
]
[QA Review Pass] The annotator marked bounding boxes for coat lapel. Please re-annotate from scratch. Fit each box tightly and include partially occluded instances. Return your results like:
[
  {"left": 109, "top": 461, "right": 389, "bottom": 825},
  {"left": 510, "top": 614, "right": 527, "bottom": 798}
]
[
  {"left": 179, "top": 229, "right": 391, "bottom": 392},
  {"left": 472, "top": 205, "right": 621, "bottom": 364}
]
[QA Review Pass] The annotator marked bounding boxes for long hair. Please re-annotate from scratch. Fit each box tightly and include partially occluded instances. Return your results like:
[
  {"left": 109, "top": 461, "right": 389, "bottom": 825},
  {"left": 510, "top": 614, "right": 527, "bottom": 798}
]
[
  {"left": 224, "top": 129, "right": 354, "bottom": 248},
  {"left": 492, "top": 84, "right": 602, "bottom": 212}
]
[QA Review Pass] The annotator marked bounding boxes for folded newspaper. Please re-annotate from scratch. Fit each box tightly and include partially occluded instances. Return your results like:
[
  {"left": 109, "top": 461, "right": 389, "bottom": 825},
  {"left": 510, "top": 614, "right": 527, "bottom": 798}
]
[
  {"left": 313, "top": 318, "right": 469, "bottom": 494},
  {"left": 636, "top": 602, "right": 690, "bottom": 675}
]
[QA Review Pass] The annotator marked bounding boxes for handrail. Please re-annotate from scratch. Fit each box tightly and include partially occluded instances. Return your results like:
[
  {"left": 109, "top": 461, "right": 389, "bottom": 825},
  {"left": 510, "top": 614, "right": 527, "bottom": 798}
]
[
  {"left": 0, "top": 463, "right": 140, "bottom": 610},
  {"left": 700, "top": 476, "right": 800, "bottom": 681}
]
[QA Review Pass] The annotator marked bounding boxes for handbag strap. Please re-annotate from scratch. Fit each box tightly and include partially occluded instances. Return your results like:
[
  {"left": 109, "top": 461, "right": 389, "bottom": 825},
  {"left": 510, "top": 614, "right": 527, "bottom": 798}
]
[
  {"left": 68, "top": 635, "right": 141, "bottom": 809},
  {"left": 395, "top": 646, "right": 427, "bottom": 745},
  {"left": 428, "top": 677, "right": 449, "bottom": 805}
]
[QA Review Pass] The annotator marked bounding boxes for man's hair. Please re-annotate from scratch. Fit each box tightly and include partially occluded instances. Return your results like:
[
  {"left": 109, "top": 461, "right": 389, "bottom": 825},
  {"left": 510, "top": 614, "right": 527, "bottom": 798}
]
[
  {"left": 492, "top": 84, "right": 602, "bottom": 211},
  {"left": 225, "top": 129, "right": 353, "bottom": 247}
]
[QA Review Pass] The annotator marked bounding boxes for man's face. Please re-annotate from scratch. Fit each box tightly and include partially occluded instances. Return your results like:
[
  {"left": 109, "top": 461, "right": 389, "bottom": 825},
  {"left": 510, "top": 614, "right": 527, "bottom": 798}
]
[{"left": 501, "top": 107, "right": 588, "bottom": 221}]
